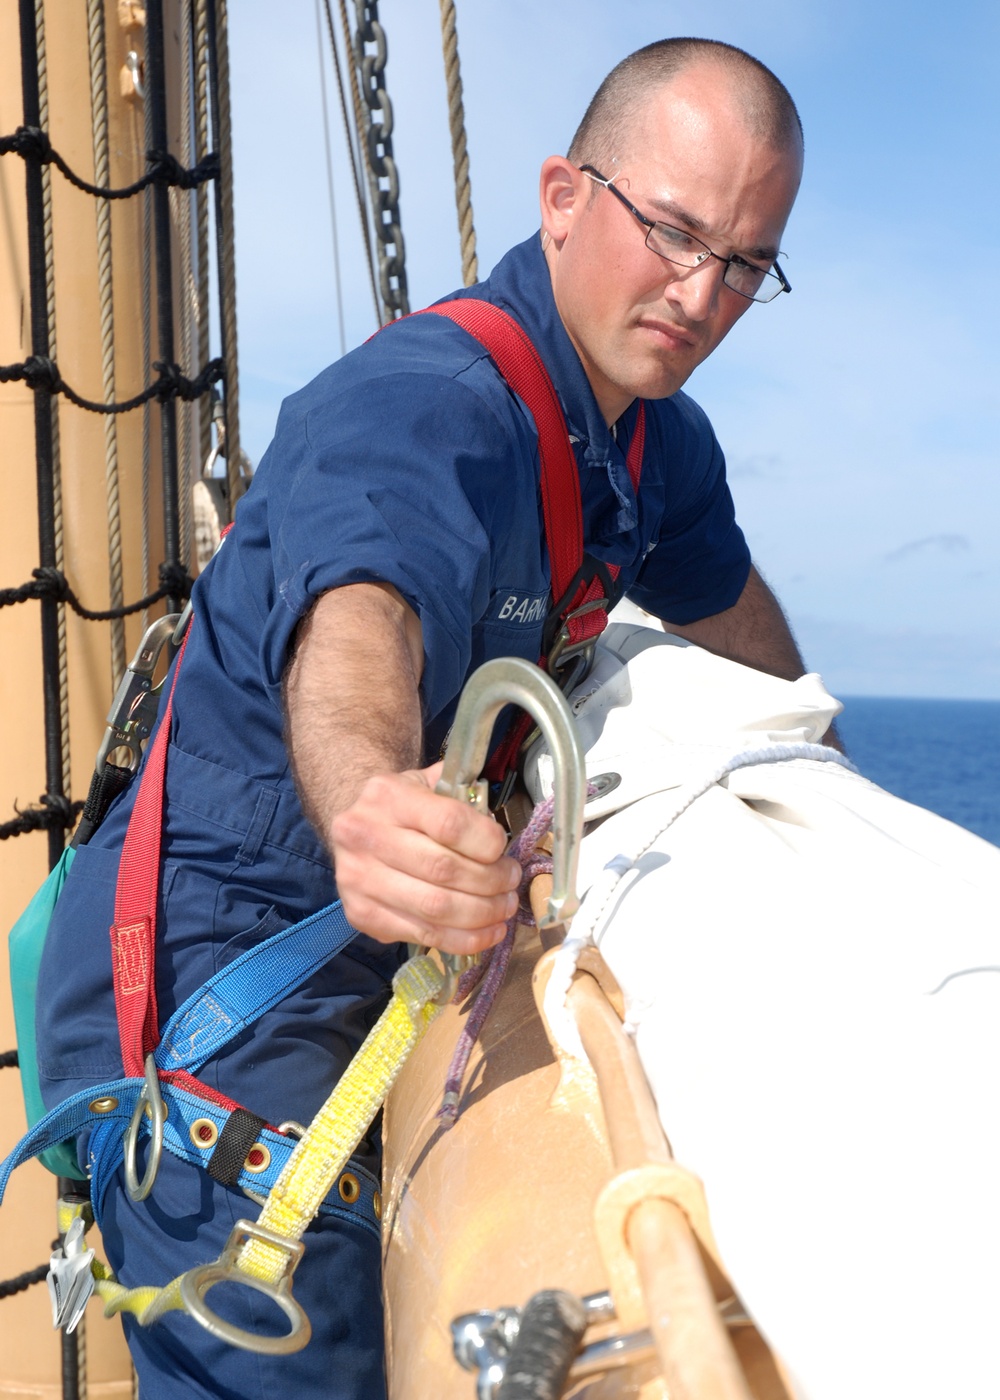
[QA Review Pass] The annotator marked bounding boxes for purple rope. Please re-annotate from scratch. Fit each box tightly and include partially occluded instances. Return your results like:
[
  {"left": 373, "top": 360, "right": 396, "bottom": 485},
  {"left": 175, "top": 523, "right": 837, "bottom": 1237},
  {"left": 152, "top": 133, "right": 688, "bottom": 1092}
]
[{"left": 437, "top": 796, "right": 557, "bottom": 1124}]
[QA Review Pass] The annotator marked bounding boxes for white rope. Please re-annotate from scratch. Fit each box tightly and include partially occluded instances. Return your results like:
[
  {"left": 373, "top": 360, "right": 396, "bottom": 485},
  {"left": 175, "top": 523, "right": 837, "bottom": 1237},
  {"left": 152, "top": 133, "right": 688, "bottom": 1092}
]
[
  {"left": 35, "top": 0, "right": 71, "bottom": 807},
  {"left": 315, "top": 0, "right": 347, "bottom": 357},
  {"left": 544, "top": 743, "right": 858, "bottom": 1060},
  {"left": 438, "top": 0, "right": 477, "bottom": 286},
  {"left": 194, "top": 0, "right": 212, "bottom": 475},
  {"left": 214, "top": 0, "right": 244, "bottom": 513},
  {"left": 173, "top": 0, "right": 196, "bottom": 574},
  {"left": 87, "top": 0, "right": 127, "bottom": 691}
]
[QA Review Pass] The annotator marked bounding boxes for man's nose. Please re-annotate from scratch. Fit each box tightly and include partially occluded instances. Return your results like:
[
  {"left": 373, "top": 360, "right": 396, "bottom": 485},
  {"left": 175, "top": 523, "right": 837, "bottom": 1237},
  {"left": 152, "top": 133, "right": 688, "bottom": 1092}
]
[{"left": 664, "top": 256, "right": 725, "bottom": 322}]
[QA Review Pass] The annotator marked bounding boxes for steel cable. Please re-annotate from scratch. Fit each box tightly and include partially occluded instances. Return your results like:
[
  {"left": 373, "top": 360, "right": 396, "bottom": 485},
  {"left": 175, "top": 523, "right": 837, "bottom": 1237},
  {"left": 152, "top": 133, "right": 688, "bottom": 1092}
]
[{"left": 323, "top": 0, "right": 380, "bottom": 326}]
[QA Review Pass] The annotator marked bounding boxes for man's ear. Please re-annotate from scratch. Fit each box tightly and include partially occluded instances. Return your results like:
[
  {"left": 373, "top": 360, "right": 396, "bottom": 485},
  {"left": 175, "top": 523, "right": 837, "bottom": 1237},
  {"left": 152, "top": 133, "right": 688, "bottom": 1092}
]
[{"left": 539, "top": 156, "right": 581, "bottom": 248}]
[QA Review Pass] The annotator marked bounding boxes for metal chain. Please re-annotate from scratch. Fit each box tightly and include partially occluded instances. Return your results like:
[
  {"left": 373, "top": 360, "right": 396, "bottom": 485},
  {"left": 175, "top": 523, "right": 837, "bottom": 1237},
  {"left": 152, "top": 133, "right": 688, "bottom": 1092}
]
[{"left": 352, "top": 1, "right": 409, "bottom": 321}]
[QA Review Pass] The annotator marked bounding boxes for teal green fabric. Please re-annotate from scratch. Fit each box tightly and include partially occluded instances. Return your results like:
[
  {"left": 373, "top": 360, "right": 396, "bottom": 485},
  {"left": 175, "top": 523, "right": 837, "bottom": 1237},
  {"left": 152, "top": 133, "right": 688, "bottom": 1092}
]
[{"left": 8, "top": 846, "right": 86, "bottom": 1179}]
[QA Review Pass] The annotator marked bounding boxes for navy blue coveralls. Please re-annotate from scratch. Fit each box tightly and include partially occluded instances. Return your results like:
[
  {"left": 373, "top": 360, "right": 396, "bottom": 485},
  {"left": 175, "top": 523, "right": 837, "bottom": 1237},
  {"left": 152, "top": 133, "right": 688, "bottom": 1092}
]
[{"left": 35, "top": 233, "right": 751, "bottom": 1399}]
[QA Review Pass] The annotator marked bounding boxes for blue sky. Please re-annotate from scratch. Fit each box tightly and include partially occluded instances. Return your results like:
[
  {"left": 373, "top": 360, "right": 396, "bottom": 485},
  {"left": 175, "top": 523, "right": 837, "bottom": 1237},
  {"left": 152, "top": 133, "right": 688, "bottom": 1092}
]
[{"left": 229, "top": 1, "right": 1000, "bottom": 699}]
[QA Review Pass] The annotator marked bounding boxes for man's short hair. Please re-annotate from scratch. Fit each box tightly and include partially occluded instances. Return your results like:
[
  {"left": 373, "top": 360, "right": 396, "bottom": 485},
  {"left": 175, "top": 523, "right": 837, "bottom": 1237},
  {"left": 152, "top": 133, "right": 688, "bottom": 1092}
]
[{"left": 567, "top": 38, "right": 803, "bottom": 169}]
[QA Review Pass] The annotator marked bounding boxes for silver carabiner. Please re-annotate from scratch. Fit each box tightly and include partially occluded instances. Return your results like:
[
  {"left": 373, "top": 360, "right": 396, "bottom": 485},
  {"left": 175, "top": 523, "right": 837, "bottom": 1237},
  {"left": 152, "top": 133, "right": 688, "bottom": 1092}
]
[
  {"left": 96, "top": 613, "right": 182, "bottom": 775},
  {"left": 179, "top": 1218, "right": 312, "bottom": 1355},
  {"left": 123, "top": 1053, "right": 166, "bottom": 1202},
  {"left": 437, "top": 656, "right": 586, "bottom": 928}
]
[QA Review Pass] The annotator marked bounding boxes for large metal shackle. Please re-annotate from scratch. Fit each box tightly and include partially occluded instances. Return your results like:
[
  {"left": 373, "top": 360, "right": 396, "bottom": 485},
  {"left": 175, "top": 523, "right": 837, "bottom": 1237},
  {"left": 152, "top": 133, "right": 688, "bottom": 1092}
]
[{"left": 437, "top": 657, "right": 586, "bottom": 928}]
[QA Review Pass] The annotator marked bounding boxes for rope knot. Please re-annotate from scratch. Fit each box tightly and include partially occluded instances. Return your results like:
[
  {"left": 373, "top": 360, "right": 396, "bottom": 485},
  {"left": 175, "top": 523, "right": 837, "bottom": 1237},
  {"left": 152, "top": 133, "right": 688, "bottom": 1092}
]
[
  {"left": 9, "top": 124, "right": 52, "bottom": 163},
  {"left": 146, "top": 148, "right": 219, "bottom": 190},
  {"left": 31, "top": 565, "right": 69, "bottom": 603},
  {"left": 22, "top": 355, "right": 61, "bottom": 394},
  {"left": 39, "top": 792, "right": 77, "bottom": 827},
  {"left": 157, "top": 562, "right": 194, "bottom": 599},
  {"left": 150, "top": 358, "right": 224, "bottom": 404}
]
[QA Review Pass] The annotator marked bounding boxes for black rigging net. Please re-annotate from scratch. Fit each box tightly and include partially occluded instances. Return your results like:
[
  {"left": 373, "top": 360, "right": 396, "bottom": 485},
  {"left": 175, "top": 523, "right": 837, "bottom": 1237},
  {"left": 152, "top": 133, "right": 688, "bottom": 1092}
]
[{"left": 0, "top": 5, "right": 236, "bottom": 1388}]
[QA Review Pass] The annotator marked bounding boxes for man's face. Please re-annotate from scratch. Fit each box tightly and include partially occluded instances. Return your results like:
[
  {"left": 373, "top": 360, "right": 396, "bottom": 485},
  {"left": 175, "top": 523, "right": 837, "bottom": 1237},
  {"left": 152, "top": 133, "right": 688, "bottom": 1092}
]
[{"left": 542, "top": 65, "right": 802, "bottom": 424}]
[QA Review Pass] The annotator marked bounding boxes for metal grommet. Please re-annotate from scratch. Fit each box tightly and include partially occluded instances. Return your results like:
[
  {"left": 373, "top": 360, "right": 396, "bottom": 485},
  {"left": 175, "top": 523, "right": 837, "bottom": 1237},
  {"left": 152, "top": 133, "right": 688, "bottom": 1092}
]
[
  {"left": 372, "top": 1190, "right": 382, "bottom": 1221},
  {"left": 89, "top": 1096, "right": 119, "bottom": 1114},
  {"left": 190, "top": 1118, "right": 219, "bottom": 1149},
  {"left": 338, "top": 1172, "right": 360, "bottom": 1205},
  {"left": 145, "top": 1099, "right": 168, "bottom": 1120},
  {"left": 244, "top": 1143, "right": 271, "bottom": 1174}
]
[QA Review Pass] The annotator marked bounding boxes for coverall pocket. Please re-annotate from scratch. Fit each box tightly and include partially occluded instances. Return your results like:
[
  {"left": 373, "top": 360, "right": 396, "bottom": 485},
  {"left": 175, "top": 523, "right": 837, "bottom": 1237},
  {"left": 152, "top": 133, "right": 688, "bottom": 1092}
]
[{"left": 213, "top": 904, "right": 287, "bottom": 972}]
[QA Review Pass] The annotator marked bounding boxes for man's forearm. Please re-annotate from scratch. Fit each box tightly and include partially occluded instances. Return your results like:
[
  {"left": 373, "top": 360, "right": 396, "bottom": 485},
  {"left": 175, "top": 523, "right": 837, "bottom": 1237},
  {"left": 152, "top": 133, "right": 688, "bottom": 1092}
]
[
  {"left": 660, "top": 565, "right": 844, "bottom": 750},
  {"left": 283, "top": 582, "right": 425, "bottom": 840},
  {"left": 661, "top": 564, "right": 804, "bottom": 681},
  {"left": 282, "top": 582, "right": 519, "bottom": 952}
]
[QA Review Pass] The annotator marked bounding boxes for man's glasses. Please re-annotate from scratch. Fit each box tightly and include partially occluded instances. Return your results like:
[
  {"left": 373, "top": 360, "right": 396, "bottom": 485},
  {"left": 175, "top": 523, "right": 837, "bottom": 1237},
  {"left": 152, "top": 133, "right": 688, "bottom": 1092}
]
[{"left": 579, "top": 165, "right": 791, "bottom": 305}]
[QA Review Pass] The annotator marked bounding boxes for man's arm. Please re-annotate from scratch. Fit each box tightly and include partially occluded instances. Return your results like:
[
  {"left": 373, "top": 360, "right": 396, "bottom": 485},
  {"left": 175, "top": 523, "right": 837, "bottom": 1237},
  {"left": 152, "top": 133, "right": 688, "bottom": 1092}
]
[
  {"left": 283, "top": 582, "right": 520, "bottom": 953},
  {"left": 660, "top": 564, "right": 804, "bottom": 680},
  {"left": 659, "top": 565, "right": 843, "bottom": 749}
]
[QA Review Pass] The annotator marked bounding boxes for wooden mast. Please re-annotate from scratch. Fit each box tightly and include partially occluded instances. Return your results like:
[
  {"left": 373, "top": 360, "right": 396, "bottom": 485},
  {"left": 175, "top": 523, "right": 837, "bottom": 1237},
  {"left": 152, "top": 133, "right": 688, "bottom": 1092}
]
[{"left": 0, "top": 1, "right": 189, "bottom": 1392}]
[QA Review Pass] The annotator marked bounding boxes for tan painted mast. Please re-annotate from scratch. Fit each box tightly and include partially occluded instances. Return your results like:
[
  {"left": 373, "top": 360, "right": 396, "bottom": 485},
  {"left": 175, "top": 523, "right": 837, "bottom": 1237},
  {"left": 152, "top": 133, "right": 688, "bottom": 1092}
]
[{"left": 0, "top": 1, "right": 199, "bottom": 1392}]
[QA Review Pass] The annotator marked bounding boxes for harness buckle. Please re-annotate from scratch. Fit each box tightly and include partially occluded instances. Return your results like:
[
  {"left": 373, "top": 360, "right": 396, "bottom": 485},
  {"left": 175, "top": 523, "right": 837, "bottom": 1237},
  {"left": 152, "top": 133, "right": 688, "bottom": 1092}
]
[
  {"left": 545, "top": 596, "right": 607, "bottom": 687},
  {"left": 123, "top": 1053, "right": 166, "bottom": 1202},
  {"left": 178, "top": 1219, "right": 312, "bottom": 1355}
]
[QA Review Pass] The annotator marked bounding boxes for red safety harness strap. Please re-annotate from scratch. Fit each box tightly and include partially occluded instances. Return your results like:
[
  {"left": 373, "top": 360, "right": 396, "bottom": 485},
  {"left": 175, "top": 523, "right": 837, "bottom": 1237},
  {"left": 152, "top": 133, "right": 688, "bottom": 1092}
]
[
  {"left": 108, "top": 306, "right": 645, "bottom": 1083},
  {"left": 111, "top": 628, "right": 190, "bottom": 1076},
  {"left": 423, "top": 299, "right": 646, "bottom": 787},
  {"left": 422, "top": 300, "right": 587, "bottom": 620}
]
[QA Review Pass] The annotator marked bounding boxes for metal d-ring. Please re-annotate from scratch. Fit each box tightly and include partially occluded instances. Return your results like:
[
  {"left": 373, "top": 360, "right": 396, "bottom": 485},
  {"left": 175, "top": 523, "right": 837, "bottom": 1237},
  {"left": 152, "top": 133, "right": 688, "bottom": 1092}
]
[
  {"left": 123, "top": 1053, "right": 166, "bottom": 1202},
  {"left": 437, "top": 656, "right": 586, "bottom": 929},
  {"left": 179, "top": 1219, "right": 312, "bottom": 1355}
]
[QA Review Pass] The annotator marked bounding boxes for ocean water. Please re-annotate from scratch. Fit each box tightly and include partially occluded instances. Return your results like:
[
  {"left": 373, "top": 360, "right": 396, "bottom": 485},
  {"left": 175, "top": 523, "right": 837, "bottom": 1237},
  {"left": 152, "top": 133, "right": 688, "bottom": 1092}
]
[{"left": 836, "top": 696, "right": 1000, "bottom": 847}]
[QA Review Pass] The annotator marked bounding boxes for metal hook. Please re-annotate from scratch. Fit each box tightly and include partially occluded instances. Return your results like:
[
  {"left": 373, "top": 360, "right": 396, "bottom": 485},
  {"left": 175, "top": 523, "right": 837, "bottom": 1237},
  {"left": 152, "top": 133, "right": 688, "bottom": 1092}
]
[
  {"left": 179, "top": 1219, "right": 312, "bottom": 1355},
  {"left": 123, "top": 1053, "right": 166, "bottom": 1202},
  {"left": 95, "top": 612, "right": 181, "bottom": 775},
  {"left": 437, "top": 657, "right": 586, "bottom": 928}
]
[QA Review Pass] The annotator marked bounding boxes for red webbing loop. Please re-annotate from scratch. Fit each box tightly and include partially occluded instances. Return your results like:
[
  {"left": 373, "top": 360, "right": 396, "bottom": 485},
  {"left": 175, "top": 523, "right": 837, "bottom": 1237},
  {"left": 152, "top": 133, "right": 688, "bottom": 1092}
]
[{"left": 111, "top": 629, "right": 190, "bottom": 1076}]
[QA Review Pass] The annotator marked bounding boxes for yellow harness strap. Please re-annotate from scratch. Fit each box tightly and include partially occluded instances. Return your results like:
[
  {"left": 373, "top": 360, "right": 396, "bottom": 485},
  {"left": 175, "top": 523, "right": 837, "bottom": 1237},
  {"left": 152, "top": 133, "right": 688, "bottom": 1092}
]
[{"left": 96, "top": 954, "right": 446, "bottom": 1324}]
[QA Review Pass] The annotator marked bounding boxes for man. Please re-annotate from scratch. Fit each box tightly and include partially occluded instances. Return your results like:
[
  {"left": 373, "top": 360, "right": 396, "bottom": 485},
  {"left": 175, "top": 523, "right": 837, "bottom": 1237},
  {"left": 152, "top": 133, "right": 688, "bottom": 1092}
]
[{"left": 36, "top": 36, "right": 809, "bottom": 1400}]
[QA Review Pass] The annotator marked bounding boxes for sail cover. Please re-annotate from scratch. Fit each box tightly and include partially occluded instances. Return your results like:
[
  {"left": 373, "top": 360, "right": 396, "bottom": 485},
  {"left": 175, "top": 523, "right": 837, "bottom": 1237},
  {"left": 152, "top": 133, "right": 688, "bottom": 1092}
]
[{"left": 526, "top": 614, "right": 1000, "bottom": 1400}]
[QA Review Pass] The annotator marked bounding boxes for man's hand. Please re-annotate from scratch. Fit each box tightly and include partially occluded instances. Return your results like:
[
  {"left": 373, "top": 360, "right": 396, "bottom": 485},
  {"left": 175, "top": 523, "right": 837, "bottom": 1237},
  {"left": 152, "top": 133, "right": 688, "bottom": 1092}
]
[
  {"left": 284, "top": 582, "right": 521, "bottom": 952},
  {"left": 329, "top": 762, "right": 521, "bottom": 953}
]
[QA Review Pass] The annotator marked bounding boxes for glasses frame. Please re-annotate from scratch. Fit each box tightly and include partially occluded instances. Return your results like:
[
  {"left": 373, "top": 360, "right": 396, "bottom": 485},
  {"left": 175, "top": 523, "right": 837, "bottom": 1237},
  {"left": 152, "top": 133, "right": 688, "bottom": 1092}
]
[{"left": 579, "top": 165, "right": 791, "bottom": 304}]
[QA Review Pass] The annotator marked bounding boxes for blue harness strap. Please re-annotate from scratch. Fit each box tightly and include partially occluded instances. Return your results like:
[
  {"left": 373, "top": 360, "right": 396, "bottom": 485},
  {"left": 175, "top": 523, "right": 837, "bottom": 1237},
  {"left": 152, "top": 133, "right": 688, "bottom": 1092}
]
[
  {"left": 154, "top": 898, "right": 359, "bottom": 1074},
  {"left": 1, "top": 898, "right": 367, "bottom": 1220},
  {"left": 0, "top": 1076, "right": 380, "bottom": 1240}
]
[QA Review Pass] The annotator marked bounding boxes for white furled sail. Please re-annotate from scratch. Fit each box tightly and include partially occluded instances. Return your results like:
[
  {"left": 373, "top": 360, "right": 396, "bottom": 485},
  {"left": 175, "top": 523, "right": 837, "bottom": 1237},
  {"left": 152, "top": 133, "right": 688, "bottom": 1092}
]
[{"left": 527, "top": 615, "right": 1000, "bottom": 1400}]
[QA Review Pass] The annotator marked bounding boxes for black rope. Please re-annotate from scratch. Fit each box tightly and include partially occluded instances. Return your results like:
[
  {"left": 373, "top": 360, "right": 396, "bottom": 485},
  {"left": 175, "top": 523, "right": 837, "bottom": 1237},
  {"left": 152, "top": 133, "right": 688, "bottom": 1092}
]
[
  {"left": 0, "top": 794, "right": 83, "bottom": 841},
  {"left": 0, "top": 355, "right": 225, "bottom": 416},
  {"left": 0, "top": 562, "right": 193, "bottom": 619},
  {"left": 0, "top": 1261, "right": 50, "bottom": 1300},
  {"left": 0, "top": 126, "right": 219, "bottom": 200},
  {"left": 0, "top": 1050, "right": 19, "bottom": 1068}
]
